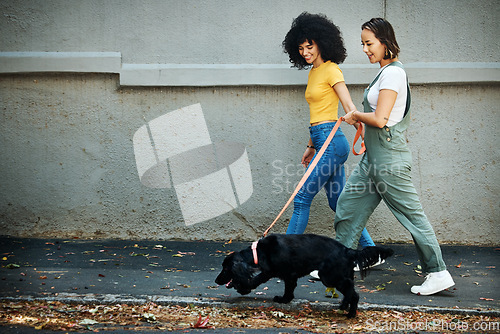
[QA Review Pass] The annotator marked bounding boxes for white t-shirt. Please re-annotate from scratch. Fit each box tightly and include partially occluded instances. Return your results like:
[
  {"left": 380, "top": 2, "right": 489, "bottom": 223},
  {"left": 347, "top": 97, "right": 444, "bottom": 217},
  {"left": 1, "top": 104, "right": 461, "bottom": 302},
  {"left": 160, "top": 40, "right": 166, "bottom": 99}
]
[{"left": 366, "top": 62, "right": 408, "bottom": 127}]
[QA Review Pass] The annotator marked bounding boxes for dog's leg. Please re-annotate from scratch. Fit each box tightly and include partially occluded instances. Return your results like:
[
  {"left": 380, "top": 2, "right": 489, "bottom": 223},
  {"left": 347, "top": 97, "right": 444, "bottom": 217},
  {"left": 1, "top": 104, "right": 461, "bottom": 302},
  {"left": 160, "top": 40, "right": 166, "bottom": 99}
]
[
  {"left": 250, "top": 272, "right": 272, "bottom": 288},
  {"left": 336, "top": 278, "right": 359, "bottom": 318},
  {"left": 348, "top": 290, "right": 360, "bottom": 318},
  {"left": 273, "top": 278, "right": 297, "bottom": 303}
]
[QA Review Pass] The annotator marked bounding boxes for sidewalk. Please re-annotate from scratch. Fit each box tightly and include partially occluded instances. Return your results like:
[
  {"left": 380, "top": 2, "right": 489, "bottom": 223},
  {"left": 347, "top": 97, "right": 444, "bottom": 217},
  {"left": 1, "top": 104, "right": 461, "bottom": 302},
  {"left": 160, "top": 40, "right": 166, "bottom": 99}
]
[{"left": 0, "top": 236, "right": 498, "bottom": 317}]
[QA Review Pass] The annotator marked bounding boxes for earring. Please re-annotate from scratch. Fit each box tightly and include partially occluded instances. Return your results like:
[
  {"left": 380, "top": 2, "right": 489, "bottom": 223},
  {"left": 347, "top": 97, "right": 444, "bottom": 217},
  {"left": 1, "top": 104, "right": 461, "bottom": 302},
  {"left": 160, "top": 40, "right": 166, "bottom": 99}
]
[{"left": 385, "top": 48, "right": 394, "bottom": 58}]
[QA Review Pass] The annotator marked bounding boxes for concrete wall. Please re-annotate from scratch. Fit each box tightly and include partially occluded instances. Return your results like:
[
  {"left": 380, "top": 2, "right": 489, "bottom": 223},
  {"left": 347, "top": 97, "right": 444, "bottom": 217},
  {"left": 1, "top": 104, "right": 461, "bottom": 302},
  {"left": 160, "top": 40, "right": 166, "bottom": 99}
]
[{"left": 0, "top": 0, "right": 498, "bottom": 244}]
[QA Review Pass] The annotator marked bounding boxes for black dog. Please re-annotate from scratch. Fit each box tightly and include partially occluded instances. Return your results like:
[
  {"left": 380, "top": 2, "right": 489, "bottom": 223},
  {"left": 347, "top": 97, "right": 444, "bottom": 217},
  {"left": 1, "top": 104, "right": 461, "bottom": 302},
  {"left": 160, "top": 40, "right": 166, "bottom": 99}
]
[{"left": 215, "top": 234, "right": 394, "bottom": 318}]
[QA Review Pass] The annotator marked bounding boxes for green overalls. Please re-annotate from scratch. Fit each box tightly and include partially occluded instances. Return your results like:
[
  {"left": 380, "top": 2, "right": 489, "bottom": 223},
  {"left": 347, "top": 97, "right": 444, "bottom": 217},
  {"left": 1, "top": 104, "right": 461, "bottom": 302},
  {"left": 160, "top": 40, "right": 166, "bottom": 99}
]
[{"left": 334, "top": 62, "right": 446, "bottom": 273}]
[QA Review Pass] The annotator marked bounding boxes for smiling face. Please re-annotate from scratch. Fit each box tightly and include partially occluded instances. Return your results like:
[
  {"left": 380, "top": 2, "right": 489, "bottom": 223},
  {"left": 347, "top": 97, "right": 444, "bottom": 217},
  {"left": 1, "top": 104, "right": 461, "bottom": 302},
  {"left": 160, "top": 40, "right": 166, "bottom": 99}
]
[
  {"left": 361, "top": 29, "right": 391, "bottom": 67},
  {"left": 298, "top": 40, "right": 324, "bottom": 68}
]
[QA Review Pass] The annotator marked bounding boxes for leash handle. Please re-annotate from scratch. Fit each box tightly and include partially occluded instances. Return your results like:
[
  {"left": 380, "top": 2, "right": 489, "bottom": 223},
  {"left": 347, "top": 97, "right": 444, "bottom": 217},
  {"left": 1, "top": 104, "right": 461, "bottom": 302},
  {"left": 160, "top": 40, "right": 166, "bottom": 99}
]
[
  {"left": 263, "top": 118, "right": 344, "bottom": 237},
  {"left": 352, "top": 121, "right": 366, "bottom": 156}
]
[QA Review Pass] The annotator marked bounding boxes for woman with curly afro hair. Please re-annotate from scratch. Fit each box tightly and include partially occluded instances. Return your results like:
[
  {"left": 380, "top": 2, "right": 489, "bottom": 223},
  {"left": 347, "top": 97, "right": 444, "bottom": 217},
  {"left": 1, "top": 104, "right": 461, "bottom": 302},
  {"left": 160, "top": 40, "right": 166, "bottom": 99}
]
[{"left": 282, "top": 12, "right": 378, "bottom": 264}]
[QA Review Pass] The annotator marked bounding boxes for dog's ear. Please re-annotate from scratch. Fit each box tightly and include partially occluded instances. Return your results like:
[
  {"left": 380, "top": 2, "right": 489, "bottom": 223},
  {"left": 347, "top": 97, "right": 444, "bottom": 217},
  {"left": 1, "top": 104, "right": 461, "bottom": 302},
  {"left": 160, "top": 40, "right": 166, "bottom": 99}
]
[
  {"left": 216, "top": 252, "right": 238, "bottom": 285},
  {"left": 232, "top": 261, "right": 251, "bottom": 278}
]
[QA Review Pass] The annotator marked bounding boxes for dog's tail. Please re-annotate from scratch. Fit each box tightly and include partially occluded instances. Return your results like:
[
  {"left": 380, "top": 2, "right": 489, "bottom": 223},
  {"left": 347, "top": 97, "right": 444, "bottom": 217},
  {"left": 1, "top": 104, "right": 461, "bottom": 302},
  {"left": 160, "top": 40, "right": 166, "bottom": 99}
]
[{"left": 353, "top": 246, "right": 394, "bottom": 278}]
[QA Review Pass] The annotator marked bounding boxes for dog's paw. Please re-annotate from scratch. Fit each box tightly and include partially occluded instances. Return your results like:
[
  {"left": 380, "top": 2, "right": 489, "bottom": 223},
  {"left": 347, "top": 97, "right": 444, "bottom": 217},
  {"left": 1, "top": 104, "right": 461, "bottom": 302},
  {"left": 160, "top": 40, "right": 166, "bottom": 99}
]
[
  {"left": 346, "top": 309, "right": 358, "bottom": 318},
  {"left": 337, "top": 308, "right": 357, "bottom": 318},
  {"left": 273, "top": 296, "right": 292, "bottom": 303}
]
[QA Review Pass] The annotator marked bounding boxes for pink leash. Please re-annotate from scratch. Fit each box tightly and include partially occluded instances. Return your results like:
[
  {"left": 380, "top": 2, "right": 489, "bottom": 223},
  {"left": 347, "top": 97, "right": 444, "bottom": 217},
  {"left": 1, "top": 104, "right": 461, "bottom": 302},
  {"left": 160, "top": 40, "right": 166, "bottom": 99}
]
[
  {"left": 261, "top": 118, "right": 365, "bottom": 239},
  {"left": 252, "top": 119, "right": 365, "bottom": 264}
]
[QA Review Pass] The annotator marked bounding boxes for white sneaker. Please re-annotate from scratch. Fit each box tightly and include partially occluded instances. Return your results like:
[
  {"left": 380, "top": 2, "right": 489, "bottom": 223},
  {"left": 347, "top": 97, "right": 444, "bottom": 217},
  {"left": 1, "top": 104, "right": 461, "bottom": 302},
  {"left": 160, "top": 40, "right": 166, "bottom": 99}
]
[
  {"left": 309, "top": 270, "right": 319, "bottom": 279},
  {"left": 411, "top": 270, "right": 455, "bottom": 295}
]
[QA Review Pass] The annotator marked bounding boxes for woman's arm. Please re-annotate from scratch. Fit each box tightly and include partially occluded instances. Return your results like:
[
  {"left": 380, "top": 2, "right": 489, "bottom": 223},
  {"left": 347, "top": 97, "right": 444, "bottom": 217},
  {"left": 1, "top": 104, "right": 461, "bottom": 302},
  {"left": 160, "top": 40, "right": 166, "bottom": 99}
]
[
  {"left": 333, "top": 81, "right": 362, "bottom": 135},
  {"left": 333, "top": 81, "right": 357, "bottom": 114},
  {"left": 344, "top": 89, "right": 398, "bottom": 128}
]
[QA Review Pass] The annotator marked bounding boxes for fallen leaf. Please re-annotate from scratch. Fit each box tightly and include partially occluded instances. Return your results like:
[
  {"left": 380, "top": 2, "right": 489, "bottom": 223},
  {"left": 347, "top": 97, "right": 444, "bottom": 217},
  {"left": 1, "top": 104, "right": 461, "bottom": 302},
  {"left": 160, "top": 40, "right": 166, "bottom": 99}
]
[
  {"left": 34, "top": 322, "right": 48, "bottom": 330},
  {"left": 455, "top": 262, "right": 462, "bottom": 268},
  {"left": 191, "top": 314, "right": 213, "bottom": 329},
  {"left": 130, "top": 252, "right": 149, "bottom": 257},
  {"left": 79, "top": 319, "right": 99, "bottom": 325},
  {"left": 178, "top": 251, "right": 195, "bottom": 256},
  {"left": 272, "top": 311, "right": 285, "bottom": 318}
]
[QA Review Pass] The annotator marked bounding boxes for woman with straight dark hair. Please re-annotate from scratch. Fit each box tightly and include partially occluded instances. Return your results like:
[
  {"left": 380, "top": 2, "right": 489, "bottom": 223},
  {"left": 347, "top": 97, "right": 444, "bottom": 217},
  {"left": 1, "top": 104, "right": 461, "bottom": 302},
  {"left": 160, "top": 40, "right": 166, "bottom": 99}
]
[{"left": 335, "top": 18, "right": 454, "bottom": 295}]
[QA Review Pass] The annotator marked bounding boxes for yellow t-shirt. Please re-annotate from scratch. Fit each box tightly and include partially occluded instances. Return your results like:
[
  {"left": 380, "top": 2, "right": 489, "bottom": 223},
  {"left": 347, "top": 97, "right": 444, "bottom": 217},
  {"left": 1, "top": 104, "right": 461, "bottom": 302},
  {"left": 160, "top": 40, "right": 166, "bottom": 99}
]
[{"left": 305, "top": 61, "right": 344, "bottom": 124}]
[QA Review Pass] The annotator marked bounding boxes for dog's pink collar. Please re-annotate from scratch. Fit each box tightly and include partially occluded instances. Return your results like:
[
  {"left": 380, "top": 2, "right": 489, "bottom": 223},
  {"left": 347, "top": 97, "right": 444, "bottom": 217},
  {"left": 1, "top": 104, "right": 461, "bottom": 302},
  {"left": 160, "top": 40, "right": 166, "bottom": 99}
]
[{"left": 251, "top": 241, "right": 258, "bottom": 265}]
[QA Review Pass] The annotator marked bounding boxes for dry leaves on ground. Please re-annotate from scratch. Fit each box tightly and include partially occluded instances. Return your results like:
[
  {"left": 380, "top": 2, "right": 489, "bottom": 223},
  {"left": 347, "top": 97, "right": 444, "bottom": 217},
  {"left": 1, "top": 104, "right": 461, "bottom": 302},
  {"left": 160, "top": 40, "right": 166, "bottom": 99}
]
[{"left": 1, "top": 300, "right": 499, "bottom": 333}]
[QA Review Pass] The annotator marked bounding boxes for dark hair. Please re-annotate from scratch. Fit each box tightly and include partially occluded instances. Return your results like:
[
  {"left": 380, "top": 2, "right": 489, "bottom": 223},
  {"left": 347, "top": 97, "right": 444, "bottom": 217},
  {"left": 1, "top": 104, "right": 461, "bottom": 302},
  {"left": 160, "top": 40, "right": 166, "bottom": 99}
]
[
  {"left": 361, "top": 18, "right": 400, "bottom": 59},
  {"left": 283, "top": 12, "right": 347, "bottom": 69}
]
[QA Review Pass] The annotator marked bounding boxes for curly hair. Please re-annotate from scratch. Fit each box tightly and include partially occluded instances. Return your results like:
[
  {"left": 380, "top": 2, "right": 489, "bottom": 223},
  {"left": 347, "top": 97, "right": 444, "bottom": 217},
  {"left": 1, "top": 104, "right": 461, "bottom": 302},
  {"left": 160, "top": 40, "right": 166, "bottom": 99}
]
[
  {"left": 362, "top": 18, "right": 400, "bottom": 60},
  {"left": 283, "top": 12, "right": 347, "bottom": 70}
]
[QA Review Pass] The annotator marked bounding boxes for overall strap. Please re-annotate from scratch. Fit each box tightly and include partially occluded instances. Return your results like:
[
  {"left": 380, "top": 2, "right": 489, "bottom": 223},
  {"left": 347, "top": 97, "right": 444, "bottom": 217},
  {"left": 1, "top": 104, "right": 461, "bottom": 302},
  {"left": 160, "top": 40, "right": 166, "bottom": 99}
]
[
  {"left": 389, "top": 62, "right": 411, "bottom": 116},
  {"left": 368, "top": 61, "right": 401, "bottom": 88}
]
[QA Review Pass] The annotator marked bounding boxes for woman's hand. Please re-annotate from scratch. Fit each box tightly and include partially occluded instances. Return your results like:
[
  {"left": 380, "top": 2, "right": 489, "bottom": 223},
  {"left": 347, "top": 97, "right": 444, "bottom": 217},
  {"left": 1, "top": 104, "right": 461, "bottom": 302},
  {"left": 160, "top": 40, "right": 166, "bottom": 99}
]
[
  {"left": 301, "top": 147, "right": 315, "bottom": 168},
  {"left": 344, "top": 110, "right": 358, "bottom": 125}
]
